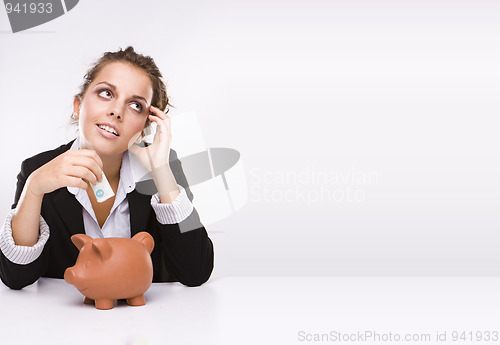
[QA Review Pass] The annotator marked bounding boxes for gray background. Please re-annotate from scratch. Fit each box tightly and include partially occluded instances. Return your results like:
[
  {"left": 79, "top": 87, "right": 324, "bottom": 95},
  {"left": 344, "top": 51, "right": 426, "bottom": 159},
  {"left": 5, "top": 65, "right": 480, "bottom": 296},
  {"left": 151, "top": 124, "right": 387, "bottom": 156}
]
[{"left": 1, "top": 0, "right": 499, "bottom": 277}]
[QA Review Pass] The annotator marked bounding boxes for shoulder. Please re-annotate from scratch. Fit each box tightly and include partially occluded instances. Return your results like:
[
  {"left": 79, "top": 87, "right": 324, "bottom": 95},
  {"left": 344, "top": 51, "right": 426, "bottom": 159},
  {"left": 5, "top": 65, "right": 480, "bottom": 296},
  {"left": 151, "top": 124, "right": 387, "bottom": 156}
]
[{"left": 20, "top": 140, "right": 75, "bottom": 174}]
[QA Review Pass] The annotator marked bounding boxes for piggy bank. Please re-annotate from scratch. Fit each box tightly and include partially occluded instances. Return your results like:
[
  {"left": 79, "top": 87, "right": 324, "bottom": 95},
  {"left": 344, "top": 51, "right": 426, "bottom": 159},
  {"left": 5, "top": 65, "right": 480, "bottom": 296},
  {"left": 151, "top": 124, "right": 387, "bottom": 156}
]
[{"left": 64, "top": 232, "right": 155, "bottom": 310}]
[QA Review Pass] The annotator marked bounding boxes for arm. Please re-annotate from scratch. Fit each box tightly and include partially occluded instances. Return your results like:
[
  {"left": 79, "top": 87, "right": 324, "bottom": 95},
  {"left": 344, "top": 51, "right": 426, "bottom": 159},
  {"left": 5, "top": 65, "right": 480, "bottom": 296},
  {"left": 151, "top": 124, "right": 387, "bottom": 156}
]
[
  {"left": 150, "top": 149, "right": 214, "bottom": 287},
  {"left": 0, "top": 159, "right": 50, "bottom": 289},
  {"left": 11, "top": 169, "right": 46, "bottom": 246},
  {"left": 131, "top": 106, "right": 213, "bottom": 286},
  {"left": 0, "top": 146, "right": 103, "bottom": 289}
]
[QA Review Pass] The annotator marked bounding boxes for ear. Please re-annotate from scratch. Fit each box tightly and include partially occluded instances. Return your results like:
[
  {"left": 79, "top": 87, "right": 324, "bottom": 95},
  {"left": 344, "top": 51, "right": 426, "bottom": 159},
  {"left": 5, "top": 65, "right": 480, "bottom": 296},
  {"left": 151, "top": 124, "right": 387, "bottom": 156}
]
[
  {"left": 71, "top": 234, "right": 92, "bottom": 251},
  {"left": 73, "top": 97, "right": 81, "bottom": 119},
  {"left": 132, "top": 232, "right": 155, "bottom": 254},
  {"left": 91, "top": 239, "right": 113, "bottom": 261}
]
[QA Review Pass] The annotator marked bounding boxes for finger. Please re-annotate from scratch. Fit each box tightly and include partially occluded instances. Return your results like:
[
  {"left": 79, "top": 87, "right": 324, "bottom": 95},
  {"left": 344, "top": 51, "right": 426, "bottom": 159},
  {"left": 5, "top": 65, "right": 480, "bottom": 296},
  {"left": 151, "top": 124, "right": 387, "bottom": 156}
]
[
  {"left": 68, "top": 156, "right": 103, "bottom": 182},
  {"left": 65, "top": 176, "right": 89, "bottom": 191},
  {"left": 151, "top": 121, "right": 171, "bottom": 147},
  {"left": 150, "top": 105, "right": 169, "bottom": 120},
  {"left": 72, "top": 156, "right": 103, "bottom": 182},
  {"left": 148, "top": 114, "right": 166, "bottom": 130},
  {"left": 67, "top": 166, "right": 98, "bottom": 186},
  {"left": 75, "top": 149, "right": 104, "bottom": 169},
  {"left": 149, "top": 114, "right": 170, "bottom": 135},
  {"left": 149, "top": 108, "right": 169, "bottom": 122},
  {"left": 149, "top": 116, "right": 168, "bottom": 140}
]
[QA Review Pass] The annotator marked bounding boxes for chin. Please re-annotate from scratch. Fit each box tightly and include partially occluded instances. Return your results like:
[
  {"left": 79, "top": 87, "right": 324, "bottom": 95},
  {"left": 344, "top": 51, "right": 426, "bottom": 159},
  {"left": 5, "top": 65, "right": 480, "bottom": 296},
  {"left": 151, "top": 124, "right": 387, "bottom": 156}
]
[
  {"left": 82, "top": 135, "right": 126, "bottom": 156},
  {"left": 94, "top": 143, "right": 127, "bottom": 157}
]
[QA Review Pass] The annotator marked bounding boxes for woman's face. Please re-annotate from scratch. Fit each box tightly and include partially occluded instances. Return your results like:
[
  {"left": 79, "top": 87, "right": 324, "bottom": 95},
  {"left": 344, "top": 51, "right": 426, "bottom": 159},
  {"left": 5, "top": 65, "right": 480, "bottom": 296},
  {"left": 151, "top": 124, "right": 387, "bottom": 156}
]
[{"left": 74, "top": 61, "right": 153, "bottom": 157}]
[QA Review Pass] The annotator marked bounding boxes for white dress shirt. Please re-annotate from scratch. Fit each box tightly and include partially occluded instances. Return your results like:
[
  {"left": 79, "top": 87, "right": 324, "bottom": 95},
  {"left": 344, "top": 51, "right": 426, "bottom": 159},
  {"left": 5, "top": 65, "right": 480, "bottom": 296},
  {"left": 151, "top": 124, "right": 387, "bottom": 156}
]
[{"left": 0, "top": 139, "right": 194, "bottom": 265}]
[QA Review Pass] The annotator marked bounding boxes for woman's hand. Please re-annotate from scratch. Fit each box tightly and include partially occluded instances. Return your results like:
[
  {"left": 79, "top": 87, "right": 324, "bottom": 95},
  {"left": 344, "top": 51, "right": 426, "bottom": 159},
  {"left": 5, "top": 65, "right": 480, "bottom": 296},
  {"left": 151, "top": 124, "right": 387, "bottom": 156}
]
[
  {"left": 129, "top": 105, "right": 180, "bottom": 203},
  {"left": 27, "top": 149, "right": 103, "bottom": 197},
  {"left": 129, "top": 105, "right": 172, "bottom": 173}
]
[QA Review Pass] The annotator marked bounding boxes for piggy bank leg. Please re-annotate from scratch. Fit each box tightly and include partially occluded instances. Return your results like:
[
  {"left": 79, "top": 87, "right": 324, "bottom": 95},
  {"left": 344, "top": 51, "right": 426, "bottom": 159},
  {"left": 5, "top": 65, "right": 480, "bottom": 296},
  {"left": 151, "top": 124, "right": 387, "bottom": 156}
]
[
  {"left": 83, "top": 297, "right": 94, "bottom": 305},
  {"left": 126, "top": 295, "right": 146, "bottom": 306},
  {"left": 95, "top": 299, "right": 115, "bottom": 310}
]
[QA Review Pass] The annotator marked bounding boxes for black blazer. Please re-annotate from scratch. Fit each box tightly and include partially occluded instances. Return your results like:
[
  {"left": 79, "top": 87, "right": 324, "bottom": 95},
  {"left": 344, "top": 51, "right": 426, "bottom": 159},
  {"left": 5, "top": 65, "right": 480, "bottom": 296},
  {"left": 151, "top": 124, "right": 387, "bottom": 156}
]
[{"left": 0, "top": 140, "right": 214, "bottom": 290}]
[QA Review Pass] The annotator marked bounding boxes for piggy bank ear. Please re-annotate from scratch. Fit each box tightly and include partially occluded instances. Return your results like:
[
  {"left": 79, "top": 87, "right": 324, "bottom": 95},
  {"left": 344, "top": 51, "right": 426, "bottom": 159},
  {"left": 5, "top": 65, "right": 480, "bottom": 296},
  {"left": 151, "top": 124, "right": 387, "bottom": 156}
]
[
  {"left": 71, "top": 234, "right": 92, "bottom": 251},
  {"left": 132, "top": 232, "right": 155, "bottom": 254},
  {"left": 92, "top": 239, "right": 113, "bottom": 262}
]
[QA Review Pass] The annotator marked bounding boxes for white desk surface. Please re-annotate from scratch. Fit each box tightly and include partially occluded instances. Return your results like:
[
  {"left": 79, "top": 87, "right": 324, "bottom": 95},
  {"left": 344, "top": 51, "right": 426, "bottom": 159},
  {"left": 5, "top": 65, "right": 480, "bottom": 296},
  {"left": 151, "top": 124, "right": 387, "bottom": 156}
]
[{"left": 1, "top": 277, "right": 499, "bottom": 345}]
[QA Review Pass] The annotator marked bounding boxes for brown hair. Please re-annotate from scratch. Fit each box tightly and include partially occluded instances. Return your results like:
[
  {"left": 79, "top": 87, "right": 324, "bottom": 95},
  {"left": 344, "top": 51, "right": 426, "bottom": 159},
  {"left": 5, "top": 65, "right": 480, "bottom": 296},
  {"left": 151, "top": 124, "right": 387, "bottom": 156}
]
[{"left": 72, "top": 46, "right": 173, "bottom": 132}]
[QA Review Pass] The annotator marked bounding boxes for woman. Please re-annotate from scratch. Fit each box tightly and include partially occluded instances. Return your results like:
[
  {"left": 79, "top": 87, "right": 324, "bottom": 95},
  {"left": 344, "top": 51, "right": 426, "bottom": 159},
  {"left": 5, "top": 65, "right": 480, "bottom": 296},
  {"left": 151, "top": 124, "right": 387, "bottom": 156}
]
[{"left": 0, "top": 46, "right": 214, "bottom": 290}]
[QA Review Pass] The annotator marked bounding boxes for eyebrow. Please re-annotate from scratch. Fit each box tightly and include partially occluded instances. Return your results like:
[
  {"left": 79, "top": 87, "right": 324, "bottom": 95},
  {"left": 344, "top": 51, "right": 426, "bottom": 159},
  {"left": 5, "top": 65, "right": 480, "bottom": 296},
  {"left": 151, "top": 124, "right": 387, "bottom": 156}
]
[{"left": 95, "top": 81, "right": 150, "bottom": 106}]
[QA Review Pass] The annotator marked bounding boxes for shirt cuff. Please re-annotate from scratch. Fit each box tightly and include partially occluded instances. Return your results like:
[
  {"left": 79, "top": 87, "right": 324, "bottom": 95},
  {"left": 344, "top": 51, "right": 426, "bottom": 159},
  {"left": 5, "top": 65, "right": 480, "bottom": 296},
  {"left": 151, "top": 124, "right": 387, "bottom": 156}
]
[
  {"left": 0, "top": 208, "right": 50, "bottom": 265},
  {"left": 150, "top": 184, "right": 194, "bottom": 225}
]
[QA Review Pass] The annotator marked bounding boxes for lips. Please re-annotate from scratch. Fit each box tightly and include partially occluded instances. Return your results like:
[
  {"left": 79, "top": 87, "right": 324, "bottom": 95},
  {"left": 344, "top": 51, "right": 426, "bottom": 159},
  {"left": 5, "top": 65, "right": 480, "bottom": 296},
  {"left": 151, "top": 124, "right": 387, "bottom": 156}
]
[{"left": 96, "top": 122, "right": 120, "bottom": 137}]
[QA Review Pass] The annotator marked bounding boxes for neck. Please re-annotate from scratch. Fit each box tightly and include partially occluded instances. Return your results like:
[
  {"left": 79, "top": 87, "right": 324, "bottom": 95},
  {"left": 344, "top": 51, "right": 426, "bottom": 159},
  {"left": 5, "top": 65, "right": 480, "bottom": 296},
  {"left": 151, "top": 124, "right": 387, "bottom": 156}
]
[{"left": 100, "top": 153, "right": 122, "bottom": 183}]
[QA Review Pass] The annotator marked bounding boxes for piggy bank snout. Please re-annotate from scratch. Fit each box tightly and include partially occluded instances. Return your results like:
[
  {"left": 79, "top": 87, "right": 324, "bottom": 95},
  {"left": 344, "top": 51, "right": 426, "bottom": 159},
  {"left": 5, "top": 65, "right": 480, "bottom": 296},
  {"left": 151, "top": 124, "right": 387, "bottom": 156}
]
[{"left": 64, "top": 267, "right": 75, "bottom": 284}]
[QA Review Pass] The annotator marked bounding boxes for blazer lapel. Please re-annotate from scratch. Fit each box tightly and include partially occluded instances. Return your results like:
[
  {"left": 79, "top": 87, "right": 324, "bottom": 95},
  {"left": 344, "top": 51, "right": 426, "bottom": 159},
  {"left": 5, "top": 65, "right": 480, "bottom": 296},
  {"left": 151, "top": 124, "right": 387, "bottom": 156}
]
[
  {"left": 48, "top": 187, "right": 152, "bottom": 238},
  {"left": 127, "top": 190, "right": 152, "bottom": 237},
  {"left": 49, "top": 187, "right": 85, "bottom": 237}
]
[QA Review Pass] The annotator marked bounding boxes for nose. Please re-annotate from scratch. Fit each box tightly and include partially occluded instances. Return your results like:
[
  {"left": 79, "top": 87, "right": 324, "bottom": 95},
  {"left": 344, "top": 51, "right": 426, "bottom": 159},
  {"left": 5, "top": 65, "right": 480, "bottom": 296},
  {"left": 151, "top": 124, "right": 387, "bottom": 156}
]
[
  {"left": 64, "top": 267, "right": 76, "bottom": 284},
  {"left": 109, "top": 111, "right": 121, "bottom": 120}
]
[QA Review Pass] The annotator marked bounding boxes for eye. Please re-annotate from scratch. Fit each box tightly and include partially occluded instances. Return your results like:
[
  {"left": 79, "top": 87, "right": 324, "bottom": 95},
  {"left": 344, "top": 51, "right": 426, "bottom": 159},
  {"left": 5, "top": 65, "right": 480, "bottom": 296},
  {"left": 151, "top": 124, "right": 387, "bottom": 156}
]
[
  {"left": 98, "top": 89, "right": 112, "bottom": 99},
  {"left": 130, "top": 102, "right": 143, "bottom": 113}
]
